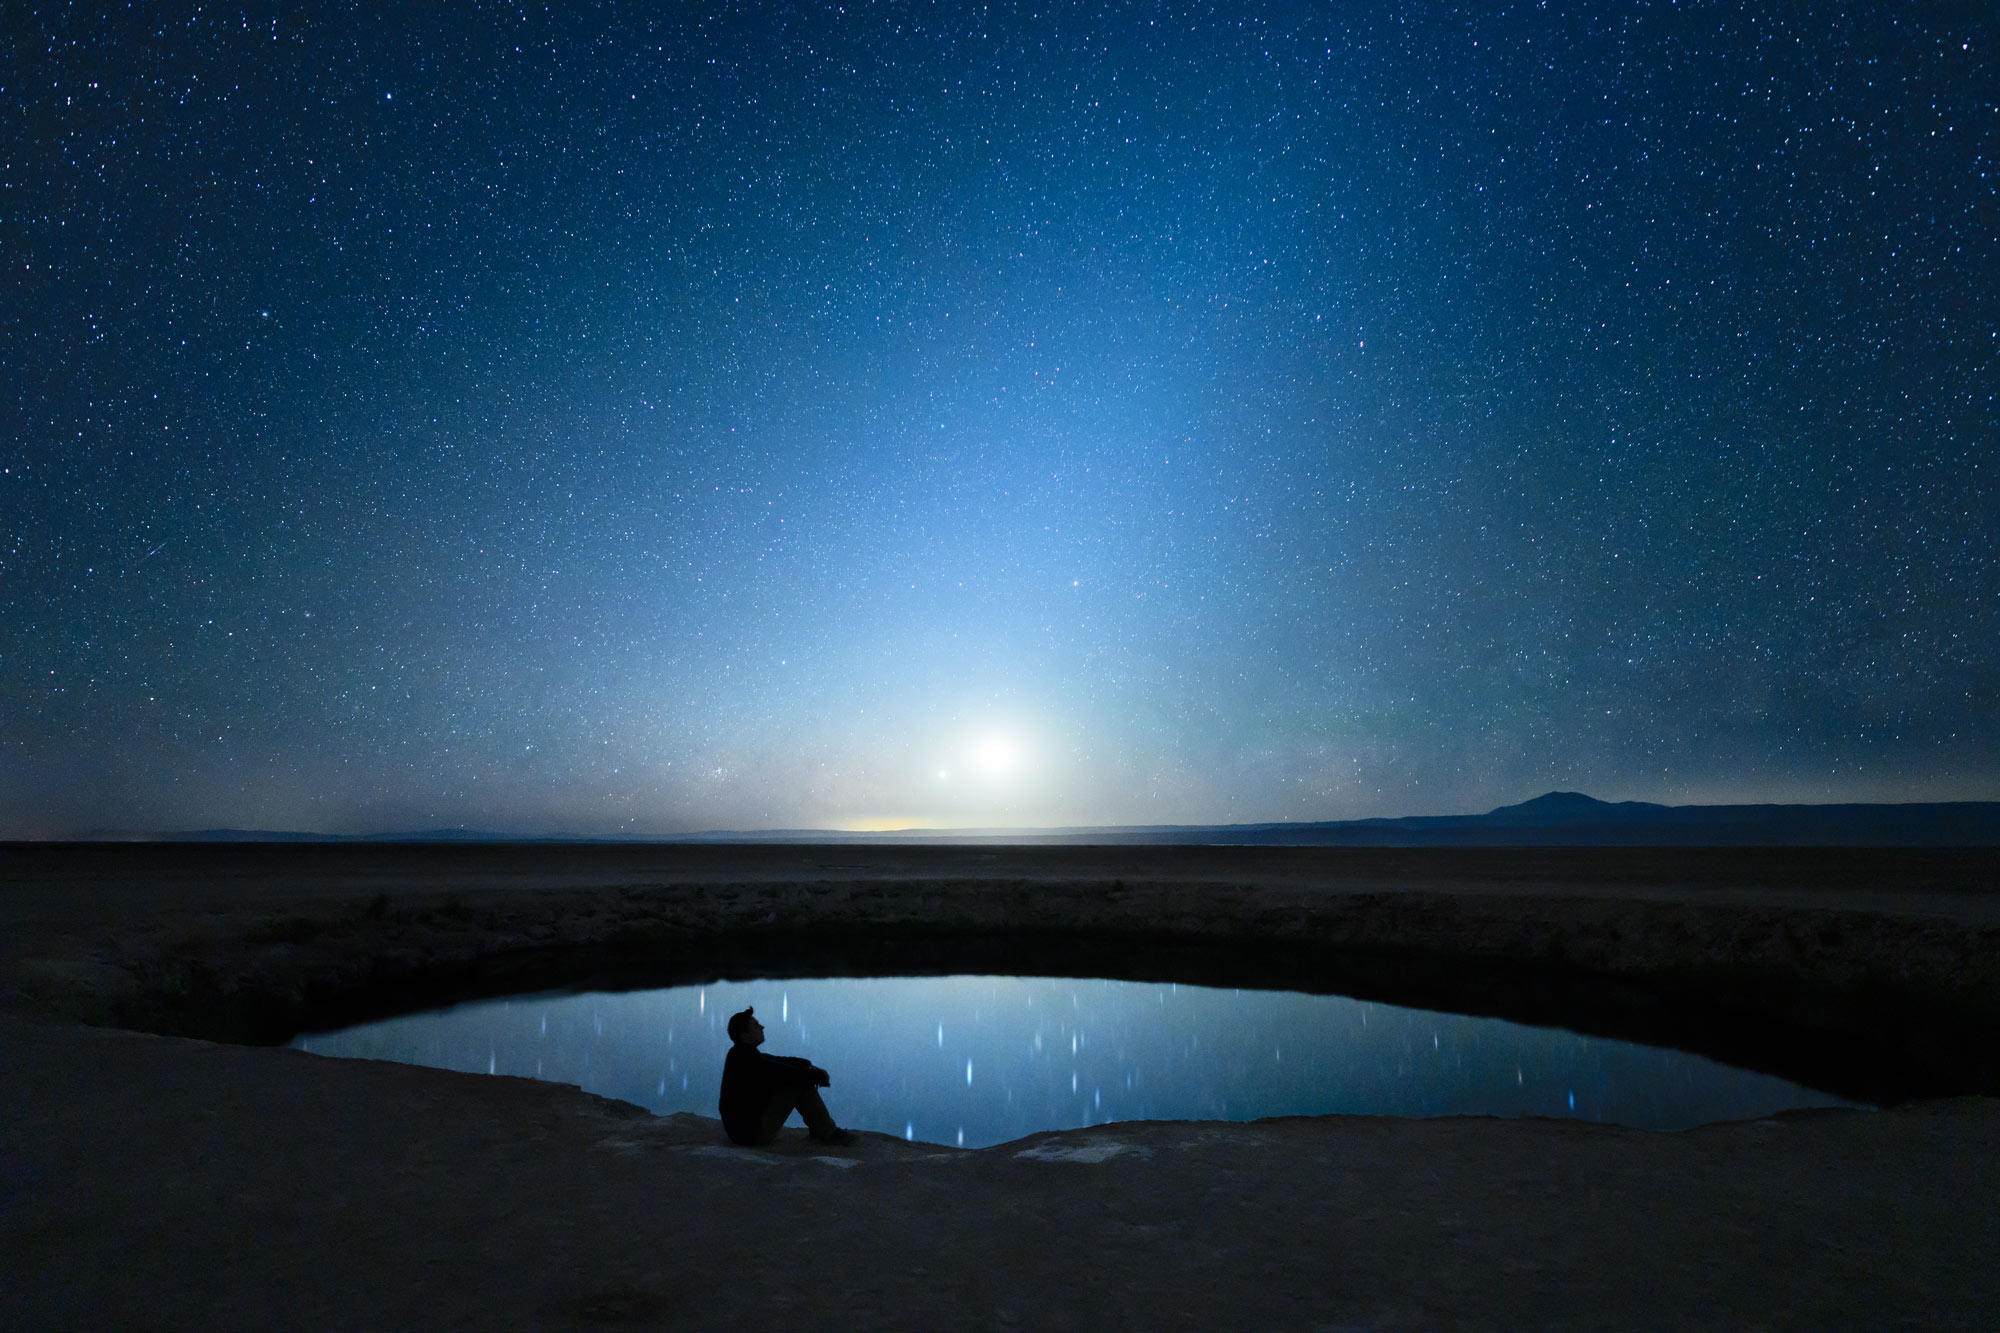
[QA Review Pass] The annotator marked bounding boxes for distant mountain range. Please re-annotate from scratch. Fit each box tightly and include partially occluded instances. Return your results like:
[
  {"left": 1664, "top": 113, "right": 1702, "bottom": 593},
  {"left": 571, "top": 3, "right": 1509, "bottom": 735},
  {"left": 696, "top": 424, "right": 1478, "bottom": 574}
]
[
  {"left": 1069, "top": 790, "right": 2000, "bottom": 847},
  {"left": 98, "top": 791, "right": 2000, "bottom": 846}
]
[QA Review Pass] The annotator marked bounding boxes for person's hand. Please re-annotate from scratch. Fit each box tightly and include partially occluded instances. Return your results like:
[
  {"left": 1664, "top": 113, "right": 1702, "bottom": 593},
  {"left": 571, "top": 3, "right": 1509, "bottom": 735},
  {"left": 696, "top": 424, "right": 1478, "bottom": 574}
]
[{"left": 813, "top": 1066, "right": 831, "bottom": 1087}]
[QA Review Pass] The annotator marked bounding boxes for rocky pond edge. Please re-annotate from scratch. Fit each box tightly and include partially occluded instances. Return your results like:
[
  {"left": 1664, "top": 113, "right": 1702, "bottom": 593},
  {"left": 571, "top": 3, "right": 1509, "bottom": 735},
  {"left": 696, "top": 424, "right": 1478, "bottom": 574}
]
[{"left": 6, "top": 844, "right": 1998, "bottom": 1104}]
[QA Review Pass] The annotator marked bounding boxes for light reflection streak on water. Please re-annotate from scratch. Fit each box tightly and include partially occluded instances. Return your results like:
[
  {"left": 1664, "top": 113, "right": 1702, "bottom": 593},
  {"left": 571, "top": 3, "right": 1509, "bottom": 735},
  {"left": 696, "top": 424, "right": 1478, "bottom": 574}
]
[{"left": 292, "top": 976, "right": 1853, "bottom": 1148}]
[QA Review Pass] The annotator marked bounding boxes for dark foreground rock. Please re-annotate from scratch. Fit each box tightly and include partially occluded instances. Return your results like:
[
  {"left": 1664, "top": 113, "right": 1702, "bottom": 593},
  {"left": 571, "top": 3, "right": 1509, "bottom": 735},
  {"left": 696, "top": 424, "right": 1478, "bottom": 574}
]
[
  {"left": 5, "top": 1017, "right": 1996, "bottom": 1330},
  {"left": 3, "top": 843, "right": 1999, "bottom": 1327}
]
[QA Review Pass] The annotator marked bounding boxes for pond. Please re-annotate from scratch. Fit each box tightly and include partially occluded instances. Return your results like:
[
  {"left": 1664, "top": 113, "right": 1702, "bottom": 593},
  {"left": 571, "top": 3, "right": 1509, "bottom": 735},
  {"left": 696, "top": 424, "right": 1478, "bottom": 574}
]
[{"left": 293, "top": 976, "right": 1856, "bottom": 1148}]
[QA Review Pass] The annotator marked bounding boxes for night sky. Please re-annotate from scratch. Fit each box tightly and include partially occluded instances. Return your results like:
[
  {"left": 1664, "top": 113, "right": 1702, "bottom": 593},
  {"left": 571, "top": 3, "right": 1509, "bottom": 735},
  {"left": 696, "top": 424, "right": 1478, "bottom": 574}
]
[{"left": 6, "top": 3, "right": 1995, "bottom": 836}]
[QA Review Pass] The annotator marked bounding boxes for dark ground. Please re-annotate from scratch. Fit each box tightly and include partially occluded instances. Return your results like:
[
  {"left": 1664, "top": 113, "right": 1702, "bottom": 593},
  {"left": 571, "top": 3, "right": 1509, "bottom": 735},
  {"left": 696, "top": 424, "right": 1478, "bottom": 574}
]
[{"left": 3, "top": 843, "right": 1998, "bottom": 1328}]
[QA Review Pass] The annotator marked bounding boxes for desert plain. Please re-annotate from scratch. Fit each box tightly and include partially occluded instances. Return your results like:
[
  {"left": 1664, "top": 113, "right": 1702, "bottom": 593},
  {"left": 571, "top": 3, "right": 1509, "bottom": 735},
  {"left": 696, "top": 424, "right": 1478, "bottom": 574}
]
[{"left": 4, "top": 842, "right": 1998, "bottom": 1328}]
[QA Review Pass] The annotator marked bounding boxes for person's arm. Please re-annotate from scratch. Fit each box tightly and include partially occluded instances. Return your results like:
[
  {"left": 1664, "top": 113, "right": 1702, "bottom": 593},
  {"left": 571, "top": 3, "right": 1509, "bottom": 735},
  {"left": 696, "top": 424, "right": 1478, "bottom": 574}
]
[{"left": 762, "top": 1052, "right": 831, "bottom": 1086}]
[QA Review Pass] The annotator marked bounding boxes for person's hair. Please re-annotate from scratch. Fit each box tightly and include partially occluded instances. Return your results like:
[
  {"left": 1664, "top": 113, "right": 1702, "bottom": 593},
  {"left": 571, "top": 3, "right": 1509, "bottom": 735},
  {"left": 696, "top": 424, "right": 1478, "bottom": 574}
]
[{"left": 726, "top": 1006, "right": 757, "bottom": 1042}]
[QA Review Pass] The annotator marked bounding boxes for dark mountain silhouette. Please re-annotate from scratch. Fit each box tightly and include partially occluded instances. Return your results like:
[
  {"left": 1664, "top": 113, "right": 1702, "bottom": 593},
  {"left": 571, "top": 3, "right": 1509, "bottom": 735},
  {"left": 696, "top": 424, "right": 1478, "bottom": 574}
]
[
  {"left": 1482, "top": 790, "right": 1671, "bottom": 824},
  {"left": 739, "top": 791, "right": 2000, "bottom": 846},
  {"left": 1125, "top": 792, "right": 2000, "bottom": 847},
  {"left": 78, "top": 791, "right": 2000, "bottom": 845}
]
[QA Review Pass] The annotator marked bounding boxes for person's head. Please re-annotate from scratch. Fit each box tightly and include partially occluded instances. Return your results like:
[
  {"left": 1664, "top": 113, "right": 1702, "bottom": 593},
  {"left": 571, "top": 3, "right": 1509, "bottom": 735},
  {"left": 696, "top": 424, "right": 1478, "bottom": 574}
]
[{"left": 727, "top": 1006, "right": 764, "bottom": 1047}]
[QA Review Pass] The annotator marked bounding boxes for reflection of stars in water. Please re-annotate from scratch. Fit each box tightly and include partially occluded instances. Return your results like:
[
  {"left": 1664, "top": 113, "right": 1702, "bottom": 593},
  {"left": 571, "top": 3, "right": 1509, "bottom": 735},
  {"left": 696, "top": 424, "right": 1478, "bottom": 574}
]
[{"left": 295, "top": 976, "right": 1856, "bottom": 1145}]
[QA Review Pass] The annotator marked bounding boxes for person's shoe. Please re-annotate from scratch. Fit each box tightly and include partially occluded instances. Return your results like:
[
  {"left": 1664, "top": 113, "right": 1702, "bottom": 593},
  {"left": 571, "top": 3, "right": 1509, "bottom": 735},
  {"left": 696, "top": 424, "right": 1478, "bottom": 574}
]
[{"left": 812, "top": 1128, "right": 856, "bottom": 1146}]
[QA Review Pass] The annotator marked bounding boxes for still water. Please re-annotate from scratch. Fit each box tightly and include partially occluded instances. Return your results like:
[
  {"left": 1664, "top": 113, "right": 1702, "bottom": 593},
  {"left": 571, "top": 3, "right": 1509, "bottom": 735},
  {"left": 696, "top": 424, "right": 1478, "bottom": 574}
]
[{"left": 294, "top": 976, "right": 1853, "bottom": 1148}]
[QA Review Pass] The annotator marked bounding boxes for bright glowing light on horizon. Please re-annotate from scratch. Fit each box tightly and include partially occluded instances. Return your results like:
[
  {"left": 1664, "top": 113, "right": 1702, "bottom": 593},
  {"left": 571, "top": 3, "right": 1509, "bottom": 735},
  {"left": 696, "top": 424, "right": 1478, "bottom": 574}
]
[
  {"left": 839, "top": 815, "right": 949, "bottom": 833},
  {"left": 970, "top": 732, "right": 1023, "bottom": 776}
]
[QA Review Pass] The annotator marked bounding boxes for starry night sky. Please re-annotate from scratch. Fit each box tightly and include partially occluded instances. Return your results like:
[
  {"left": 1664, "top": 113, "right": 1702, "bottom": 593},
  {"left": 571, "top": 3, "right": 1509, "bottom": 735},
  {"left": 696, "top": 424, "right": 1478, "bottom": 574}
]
[{"left": 5, "top": 3, "right": 1995, "bottom": 836}]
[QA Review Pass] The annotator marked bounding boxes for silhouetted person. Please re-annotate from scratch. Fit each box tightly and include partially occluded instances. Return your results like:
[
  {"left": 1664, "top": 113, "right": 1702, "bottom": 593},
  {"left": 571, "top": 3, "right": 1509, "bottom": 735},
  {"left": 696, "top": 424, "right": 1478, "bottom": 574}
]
[{"left": 718, "top": 1006, "right": 854, "bottom": 1146}]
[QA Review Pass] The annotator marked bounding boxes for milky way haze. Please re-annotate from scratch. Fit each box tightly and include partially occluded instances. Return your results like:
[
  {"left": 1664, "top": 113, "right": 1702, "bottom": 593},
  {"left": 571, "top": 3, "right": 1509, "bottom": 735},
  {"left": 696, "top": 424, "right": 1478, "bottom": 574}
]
[{"left": 6, "top": 3, "right": 1995, "bottom": 836}]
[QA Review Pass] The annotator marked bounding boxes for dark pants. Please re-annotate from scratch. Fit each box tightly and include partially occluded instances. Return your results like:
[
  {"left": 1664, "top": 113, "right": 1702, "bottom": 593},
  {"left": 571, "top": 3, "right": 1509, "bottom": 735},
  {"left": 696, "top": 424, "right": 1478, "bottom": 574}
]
[{"left": 750, "top": 1084, "right": 840, "bottom": 1145}]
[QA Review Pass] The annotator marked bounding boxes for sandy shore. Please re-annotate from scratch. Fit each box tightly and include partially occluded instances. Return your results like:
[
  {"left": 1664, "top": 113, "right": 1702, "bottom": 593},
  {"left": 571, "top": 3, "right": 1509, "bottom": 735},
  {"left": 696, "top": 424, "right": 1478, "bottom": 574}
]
[{"left": 4, "top": 843, "right": 1999, "bottom": 1327}]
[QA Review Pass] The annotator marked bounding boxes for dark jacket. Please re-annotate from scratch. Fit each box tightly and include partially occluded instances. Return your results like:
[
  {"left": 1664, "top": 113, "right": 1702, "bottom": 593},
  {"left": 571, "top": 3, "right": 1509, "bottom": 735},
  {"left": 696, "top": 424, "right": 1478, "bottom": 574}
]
[{"left": 719, "top": 1045, "right": 820, "bottom": 1144}]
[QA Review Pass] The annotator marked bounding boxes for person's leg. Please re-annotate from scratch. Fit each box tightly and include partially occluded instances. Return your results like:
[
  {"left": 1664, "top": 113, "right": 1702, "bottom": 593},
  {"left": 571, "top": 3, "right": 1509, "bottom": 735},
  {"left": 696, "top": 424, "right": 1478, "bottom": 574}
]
[
  {"left": 791, "top": 1085, "right": 841, "bottom": 1141},
  {"left": 753, "top": 1088, "right": 798, "bottom": 1145},
  {"left": 751, "top": 1084, "right": 843, "bottom": 1145}
]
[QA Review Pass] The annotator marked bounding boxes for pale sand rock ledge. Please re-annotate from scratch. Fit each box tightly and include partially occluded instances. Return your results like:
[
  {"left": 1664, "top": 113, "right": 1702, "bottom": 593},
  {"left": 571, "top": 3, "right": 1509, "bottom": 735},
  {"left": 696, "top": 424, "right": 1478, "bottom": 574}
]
[
  {"left": 6, "top": 1018, "right": 1998, "bottom": 1329},
  {"left": 4, "top": 843, "right": 2000, "bottom": 1326}
]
